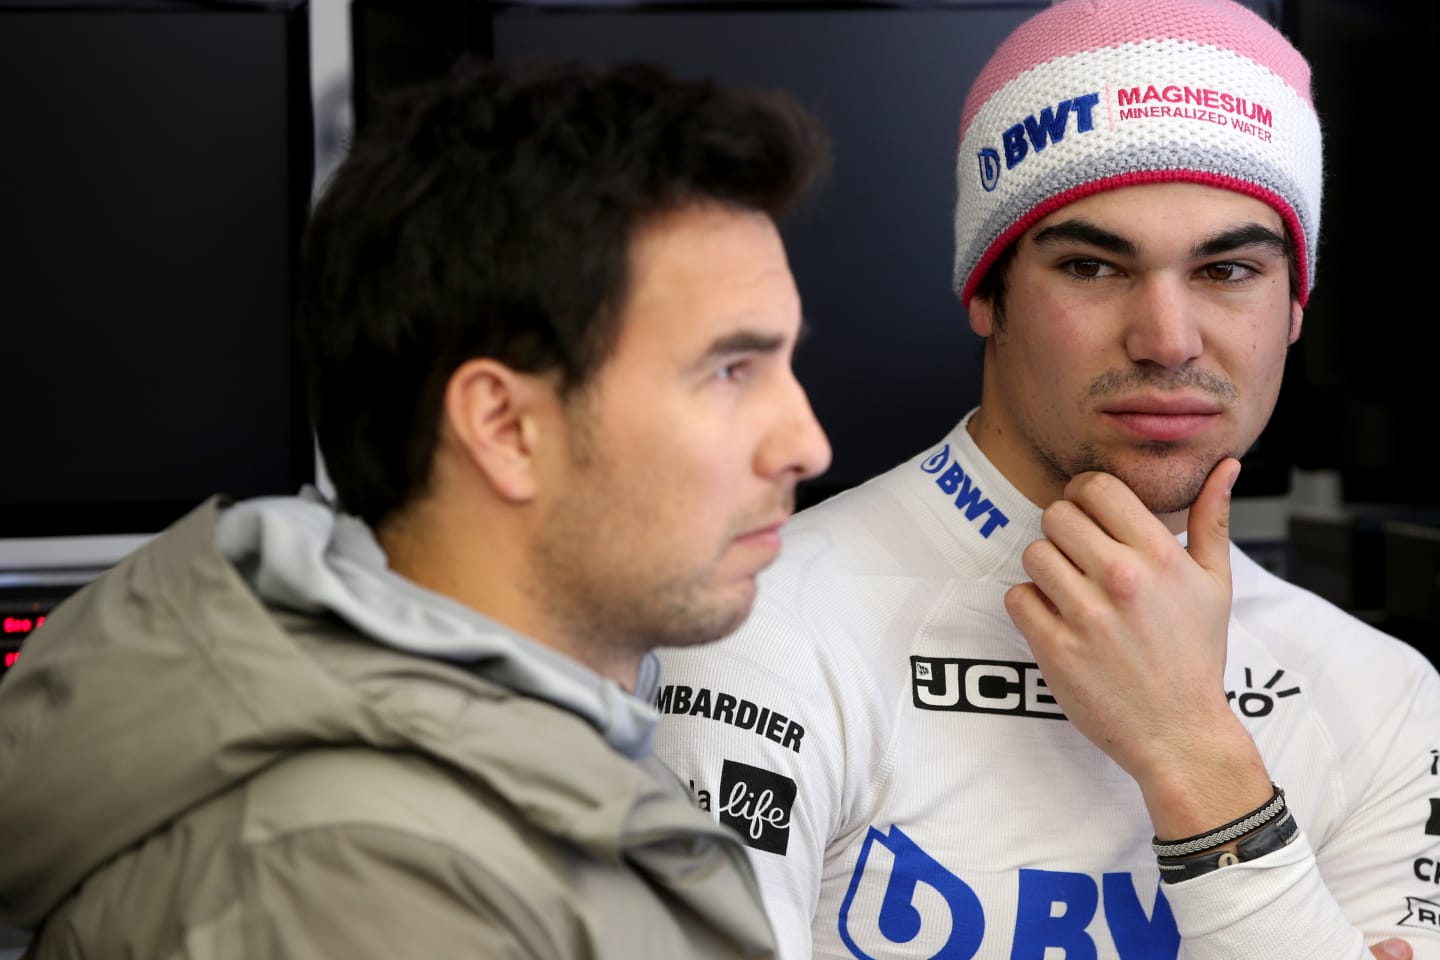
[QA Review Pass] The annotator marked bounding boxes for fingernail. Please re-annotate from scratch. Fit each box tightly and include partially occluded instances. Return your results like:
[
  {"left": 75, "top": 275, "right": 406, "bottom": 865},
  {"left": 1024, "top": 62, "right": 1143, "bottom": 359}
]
[{"left": 1374, "top": 938, "right": 1411, "bottom": 960}]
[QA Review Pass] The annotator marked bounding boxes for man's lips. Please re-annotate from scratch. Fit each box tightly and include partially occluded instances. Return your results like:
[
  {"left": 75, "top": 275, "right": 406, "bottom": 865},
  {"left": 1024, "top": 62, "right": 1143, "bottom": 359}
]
[
  {"left": 738, "top": 517, "right": 788, "bottom": 540},
  {"left": 734, "top": 513, "right": 790, "bottom": 552},
  {"left": 1102, "top": 397, "right": 1222, "bottom": 443}
]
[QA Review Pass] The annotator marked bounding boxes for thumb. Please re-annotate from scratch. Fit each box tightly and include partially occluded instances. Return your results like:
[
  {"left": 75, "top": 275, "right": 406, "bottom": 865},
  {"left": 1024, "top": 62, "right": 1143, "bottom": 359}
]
[
  {"left": 1371, "top": 939, "right": 1413, "bottom": 960},
  {"left": 1186, "top": 457, "right": 1240, "bottom": 578}
]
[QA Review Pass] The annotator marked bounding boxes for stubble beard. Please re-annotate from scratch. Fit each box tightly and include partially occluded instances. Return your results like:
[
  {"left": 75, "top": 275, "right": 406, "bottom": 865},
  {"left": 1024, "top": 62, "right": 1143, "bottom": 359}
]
[
  {"left": 1040, "top": 439, "right": 1222, "bottom": 515},
  {"left": 531, "top": 504, "right": 755, "bottom": 654},
  {"left": 1039, "top": 367, "right": 1245, "bottom": 514},
  {"left": 531, "top": 405, "right": 760, "bottom": 656}
]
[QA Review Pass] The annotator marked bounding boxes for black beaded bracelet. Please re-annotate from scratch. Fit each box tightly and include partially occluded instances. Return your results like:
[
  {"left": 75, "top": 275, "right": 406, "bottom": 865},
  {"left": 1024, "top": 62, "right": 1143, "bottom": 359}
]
[
  {"left": 1151, "top": 784, "right": 1286, "bottom": 858},
  {"left": 1156, "top": 805, "right": 1299, "bottom": 884}
]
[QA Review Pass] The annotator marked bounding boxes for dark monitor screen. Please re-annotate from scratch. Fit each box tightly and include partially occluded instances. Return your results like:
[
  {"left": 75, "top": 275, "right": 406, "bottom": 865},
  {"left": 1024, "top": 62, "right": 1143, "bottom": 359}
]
[
  {"left": 1269, "top": 0, "right": 1440, "bottom": 507},
  {"left": 0, "top": 0, "right": 315, "bottom": 539}
]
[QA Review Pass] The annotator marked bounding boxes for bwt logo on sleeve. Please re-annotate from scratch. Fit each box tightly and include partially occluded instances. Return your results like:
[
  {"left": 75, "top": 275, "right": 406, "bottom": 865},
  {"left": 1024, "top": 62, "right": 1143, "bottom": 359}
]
[
  {"left": 976, "top": 92, "right": 1101, "bottom": 192},
  {"left": 718, "top": 759, "right": 796, "bottom": 856},
  {"left": 919, "top": 445, "right": 1010, "bottom": 539}
]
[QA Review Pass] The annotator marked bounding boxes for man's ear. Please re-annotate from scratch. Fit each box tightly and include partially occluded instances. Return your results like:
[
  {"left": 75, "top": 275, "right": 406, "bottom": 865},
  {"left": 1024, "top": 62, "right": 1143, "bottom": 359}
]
[
  {"left": 442, "top": 358, "right": 545, "bottom": 503},
  {"left": 968, "top": 295, "right": 997, "bottom": 338},
  {"left": 1289, "top": 300, "right": 1304, "bottom": 344}
]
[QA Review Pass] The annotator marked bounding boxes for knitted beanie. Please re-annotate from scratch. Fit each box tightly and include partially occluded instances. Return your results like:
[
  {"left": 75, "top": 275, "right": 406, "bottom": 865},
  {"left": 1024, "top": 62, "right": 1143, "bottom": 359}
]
[{"left": 953, "top": 0, "right": 1322, "bottom": 308}]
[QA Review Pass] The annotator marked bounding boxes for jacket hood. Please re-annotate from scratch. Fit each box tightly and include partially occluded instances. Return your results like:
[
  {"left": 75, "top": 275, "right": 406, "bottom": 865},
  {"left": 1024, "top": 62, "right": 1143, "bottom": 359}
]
[
  {"left": 212, "top": 490, "right": 662, "bottom": 756},
  {"left": 0, "top": 495, "right": 673, "bottom": 928}
]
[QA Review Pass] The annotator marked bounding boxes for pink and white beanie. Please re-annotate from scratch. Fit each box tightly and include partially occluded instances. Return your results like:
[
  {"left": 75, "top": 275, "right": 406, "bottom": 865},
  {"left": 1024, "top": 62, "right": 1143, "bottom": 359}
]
[{"left": 953, "top": 0, "right": 1322, "bottom": 307}]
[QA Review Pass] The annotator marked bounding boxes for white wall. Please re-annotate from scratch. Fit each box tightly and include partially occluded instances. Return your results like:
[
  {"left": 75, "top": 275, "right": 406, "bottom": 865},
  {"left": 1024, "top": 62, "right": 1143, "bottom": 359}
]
[{"left": 309, "top": 0, "right": 354, "bottom": 202}]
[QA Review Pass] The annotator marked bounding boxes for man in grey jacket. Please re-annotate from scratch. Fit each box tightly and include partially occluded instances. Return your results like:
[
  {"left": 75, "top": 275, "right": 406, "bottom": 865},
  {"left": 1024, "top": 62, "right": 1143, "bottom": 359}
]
[{"left": 0, "top": 57, "right": 832, "bottom": 957}]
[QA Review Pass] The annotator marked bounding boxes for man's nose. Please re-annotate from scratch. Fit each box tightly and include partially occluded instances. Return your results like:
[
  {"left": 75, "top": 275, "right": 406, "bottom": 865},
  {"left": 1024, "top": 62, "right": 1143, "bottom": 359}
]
[
  {"left": 1123, "top": 277, "right": 1205, "bottom": 370},
  {"left": 758, "top": 371, "right": 832, "bottom": 483}
]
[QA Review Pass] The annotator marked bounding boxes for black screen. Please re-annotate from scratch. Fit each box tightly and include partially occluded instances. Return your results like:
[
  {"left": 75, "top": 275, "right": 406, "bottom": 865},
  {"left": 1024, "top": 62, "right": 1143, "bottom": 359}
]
[
  {"left": 0, "top": 0, "right": 315, "bottom": 537},
  {"left": 1270, "top": 0, "right": 1440, "bottom": 507}
]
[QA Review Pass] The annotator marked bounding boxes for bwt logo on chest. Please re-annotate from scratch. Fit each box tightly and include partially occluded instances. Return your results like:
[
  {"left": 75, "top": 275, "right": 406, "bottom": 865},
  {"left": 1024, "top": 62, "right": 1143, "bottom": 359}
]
[{"left": 977, "top": 91, "right": 1101, "bottom": 191}]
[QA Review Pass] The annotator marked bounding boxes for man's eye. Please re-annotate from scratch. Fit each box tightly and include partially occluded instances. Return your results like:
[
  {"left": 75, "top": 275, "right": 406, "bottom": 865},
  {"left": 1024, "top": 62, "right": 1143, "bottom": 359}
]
[
  {"left": 1063, "top": 258, "right": 1109, "bottom": 279},
  {"left": 1202, "top": 262, "right": 1256, "bottom": 283},
  {"left": 714, "top": 360, "right": 750, "bottom": 382}
]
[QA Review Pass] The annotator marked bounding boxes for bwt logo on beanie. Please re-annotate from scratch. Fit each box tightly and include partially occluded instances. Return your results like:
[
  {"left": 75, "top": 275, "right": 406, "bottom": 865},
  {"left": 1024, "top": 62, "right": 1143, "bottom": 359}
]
[
  {"left": 977, "top": 92, "right": 1101, "bottom": 190},
  {"left": 953, "top": 0, "right": 1323, "bottom": 309}
]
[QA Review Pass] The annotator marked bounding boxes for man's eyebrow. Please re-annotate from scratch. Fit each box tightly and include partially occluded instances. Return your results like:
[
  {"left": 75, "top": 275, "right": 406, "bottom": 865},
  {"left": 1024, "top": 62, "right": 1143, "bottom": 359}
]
[
  {"left": 1030, "top": 218, "right": 1288, "bottom": 262},
  {"left": 1031, "top": 219, "right": 1137, "bottom": 258},
  {"left": 704, "top": 329, "right": 787, "bottom": 359},
  {"left": 1193, "top": 223, "right": 1287, "bottom": 260}
]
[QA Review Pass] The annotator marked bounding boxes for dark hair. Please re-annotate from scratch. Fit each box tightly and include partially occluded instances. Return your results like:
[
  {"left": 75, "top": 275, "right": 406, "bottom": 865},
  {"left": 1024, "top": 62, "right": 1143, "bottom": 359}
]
[
  {"left": 971, "top": 243, "right": 1017, "bottom": 330},
  {"left": 295, "top": 57, "right": 830, "bottom": 528}
]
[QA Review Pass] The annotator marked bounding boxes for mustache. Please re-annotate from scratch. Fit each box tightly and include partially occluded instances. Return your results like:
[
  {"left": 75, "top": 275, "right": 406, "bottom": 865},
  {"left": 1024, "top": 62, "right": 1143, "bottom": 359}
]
[
  {"left": 762, "top": 486, "right": 798, "bottom": 526},
  {"left": 1086, "top": 367, "right": 1237, "bottom": 402},
  {"left": 775, "top": 485, "right": 797, "bottom": 520}
]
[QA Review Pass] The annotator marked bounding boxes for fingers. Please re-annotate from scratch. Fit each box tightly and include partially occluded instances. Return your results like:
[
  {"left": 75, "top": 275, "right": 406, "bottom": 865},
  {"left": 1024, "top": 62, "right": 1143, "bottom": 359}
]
[
  {"left": 1004, "top": 580, "right": 1060, "bottom": 640},
  {"left": 1035, "top": 459, "right": 1240, "bottom": 580},
  {"left": 1018, "top": 460, "right": 1240, "bottom": 633},
  {"left": 1045, "top": 472, "right": 1173, "bottom": 563},
  {"left": 1027, "top": 473, "right": 1168, "bottom": 609},
  {"left": 1185, "top": 457, "right": 1240, "bottom": 580},
  {"left": 1007, "top": 461, "right": 1243, "bottom": 785}
]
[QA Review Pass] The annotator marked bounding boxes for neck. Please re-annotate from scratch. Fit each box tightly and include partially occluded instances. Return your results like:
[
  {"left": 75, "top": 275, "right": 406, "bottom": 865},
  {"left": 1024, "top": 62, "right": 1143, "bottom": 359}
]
[{"left": 377, "top": 504, "right": 646, "bottom": 693}]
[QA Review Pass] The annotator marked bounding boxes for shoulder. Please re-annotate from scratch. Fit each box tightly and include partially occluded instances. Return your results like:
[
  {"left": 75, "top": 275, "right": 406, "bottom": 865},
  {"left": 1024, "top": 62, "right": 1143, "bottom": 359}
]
[
  {"left": 29, "top": 749, "right": 569, "bottom": 958},
  {"left": 240, "top": 746, "right": 577, "bottom": 886},
  {"left": 658, "top": 465, "right": 952, "bottom": 701},
  {"left": 248, "top": 745, "right": 775, "bottom": 957},
  {"left": 1228, "top": 546, "right": 1440, "bottom": 746},
  {"left": 232, "top": 746, "right": 760, "bottom": 957},
  {"left": 755, "top": 465, "right": 968, "bottom": 632},
  {"left": 1230, "top": 546, "right": 1435, "bottom": 677}
]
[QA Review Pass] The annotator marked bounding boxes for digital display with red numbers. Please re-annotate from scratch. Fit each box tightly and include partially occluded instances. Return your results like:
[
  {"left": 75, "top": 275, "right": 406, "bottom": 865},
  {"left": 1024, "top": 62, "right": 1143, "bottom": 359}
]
[
  {"left": 3, "top": 615, "right": 43, "bottom": 636},
  {"left": 1, "top": 586, "right": 78, "bottom": 680},
  {"left": 2, "top": 615, "right": 44, "bottom": 673}
]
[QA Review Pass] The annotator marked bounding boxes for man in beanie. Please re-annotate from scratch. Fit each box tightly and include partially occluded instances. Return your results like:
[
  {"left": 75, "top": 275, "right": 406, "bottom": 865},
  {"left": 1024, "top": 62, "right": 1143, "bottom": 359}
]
[{"left": 652, "top": 2, "right": 1440, "bottom": 958}]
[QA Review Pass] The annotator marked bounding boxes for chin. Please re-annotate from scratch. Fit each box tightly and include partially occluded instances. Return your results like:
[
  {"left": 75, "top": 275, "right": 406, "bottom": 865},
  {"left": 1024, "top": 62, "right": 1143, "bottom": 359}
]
[
  {"left": 1104, "top": 454, "right": 1214, "bottom": 516},
  {"left": 651, "top": 588, "right": 756, "bottom": 649},
  {"left": 708, "top": 583, "right": 759, "bottom": 641},
  {"left": 1126, "top": 476, "right": 1210, "bottom": 516}
]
